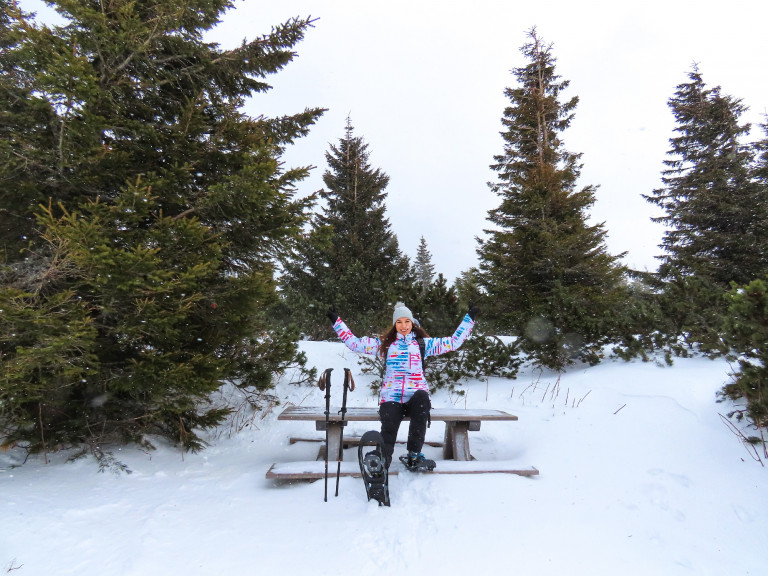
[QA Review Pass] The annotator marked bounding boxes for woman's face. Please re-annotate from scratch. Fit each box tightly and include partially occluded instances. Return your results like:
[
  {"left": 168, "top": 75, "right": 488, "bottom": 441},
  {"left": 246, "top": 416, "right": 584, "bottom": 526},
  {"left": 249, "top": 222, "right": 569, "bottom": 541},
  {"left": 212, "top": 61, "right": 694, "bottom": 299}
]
[{"left": 395, "top": 317, "right": 413, "bottom": 336}]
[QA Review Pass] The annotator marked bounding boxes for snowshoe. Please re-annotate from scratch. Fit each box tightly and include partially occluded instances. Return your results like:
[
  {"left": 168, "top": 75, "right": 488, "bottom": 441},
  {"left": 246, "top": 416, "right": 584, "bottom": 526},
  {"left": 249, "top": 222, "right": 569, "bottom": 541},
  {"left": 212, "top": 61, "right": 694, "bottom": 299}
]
[
  {"left": 399, "top": 451, "right": 436, "bottom": 472},
  {"left": 358, "top": 430, "right": 390, "bottom": 506}
]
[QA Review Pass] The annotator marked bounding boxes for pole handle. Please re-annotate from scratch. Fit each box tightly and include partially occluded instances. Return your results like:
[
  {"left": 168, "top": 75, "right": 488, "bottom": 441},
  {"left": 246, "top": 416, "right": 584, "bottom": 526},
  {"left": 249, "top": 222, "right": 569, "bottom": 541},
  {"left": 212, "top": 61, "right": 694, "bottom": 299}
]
[
  {"left": 344, "top": 367, "right": 355, "bottom": 392},
  {"left": 318, "top": 367, "right": 333, "bottom": 391}
]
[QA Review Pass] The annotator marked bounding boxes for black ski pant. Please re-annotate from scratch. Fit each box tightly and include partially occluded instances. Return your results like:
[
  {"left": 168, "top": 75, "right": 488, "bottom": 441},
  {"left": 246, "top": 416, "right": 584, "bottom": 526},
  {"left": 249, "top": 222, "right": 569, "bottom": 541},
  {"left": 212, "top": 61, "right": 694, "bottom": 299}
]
[{"left": 379, "top": 390, "right": 431, "bottom": 469}]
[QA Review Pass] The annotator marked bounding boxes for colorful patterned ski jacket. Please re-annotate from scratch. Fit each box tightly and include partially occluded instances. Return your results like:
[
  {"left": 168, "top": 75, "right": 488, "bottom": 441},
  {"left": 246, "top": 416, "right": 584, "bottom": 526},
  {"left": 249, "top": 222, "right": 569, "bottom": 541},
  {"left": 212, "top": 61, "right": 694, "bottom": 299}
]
[{"left": 332, "top": 314, "right": 476, "bottom": 404}]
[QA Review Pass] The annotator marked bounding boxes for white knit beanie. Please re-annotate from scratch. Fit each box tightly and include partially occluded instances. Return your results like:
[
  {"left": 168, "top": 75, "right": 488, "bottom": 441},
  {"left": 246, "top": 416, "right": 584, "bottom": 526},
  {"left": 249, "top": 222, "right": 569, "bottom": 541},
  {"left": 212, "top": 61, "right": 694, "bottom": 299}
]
[{"left": 392, "top": 301, "right": 415, "bottom": 325}]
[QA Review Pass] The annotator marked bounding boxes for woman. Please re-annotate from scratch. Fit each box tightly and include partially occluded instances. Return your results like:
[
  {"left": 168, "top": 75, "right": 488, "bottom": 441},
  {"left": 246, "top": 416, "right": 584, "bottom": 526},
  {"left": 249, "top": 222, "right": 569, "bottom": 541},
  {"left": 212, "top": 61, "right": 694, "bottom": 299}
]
[{"left": 326, "top": 301, "right": 478, "bottom": 470}]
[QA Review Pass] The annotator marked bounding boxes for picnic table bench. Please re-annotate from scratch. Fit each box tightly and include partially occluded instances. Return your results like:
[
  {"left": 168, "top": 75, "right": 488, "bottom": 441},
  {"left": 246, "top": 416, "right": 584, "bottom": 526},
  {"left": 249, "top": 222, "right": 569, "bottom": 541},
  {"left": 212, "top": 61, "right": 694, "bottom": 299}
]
[{"left": 266, "top": 405, "right": 538, "bottom": 479}]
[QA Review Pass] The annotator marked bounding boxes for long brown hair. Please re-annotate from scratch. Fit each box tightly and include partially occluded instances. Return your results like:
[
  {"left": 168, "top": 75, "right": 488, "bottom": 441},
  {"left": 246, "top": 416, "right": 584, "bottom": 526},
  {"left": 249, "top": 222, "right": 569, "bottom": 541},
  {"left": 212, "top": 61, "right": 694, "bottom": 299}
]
[{"left": 379, "top": 324, "right": 430, "bottom": 358}]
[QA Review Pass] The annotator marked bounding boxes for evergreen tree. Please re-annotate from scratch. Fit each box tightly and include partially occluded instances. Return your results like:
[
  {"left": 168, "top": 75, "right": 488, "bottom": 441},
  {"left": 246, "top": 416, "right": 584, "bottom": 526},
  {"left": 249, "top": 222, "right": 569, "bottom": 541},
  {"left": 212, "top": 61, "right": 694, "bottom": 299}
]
[
  {"left": 453, "top": 267, "right": 483, "bottom": 311},
  {"left": 718, "top": 117, "right": 768, "bottom": 434},
  {"left": 281, "top": 118, "right": 411, "bottom": 337},
  {"left": 644, "top": 66, "right": 768, "bottom": 352},
  {"left": 0, "top": 1, "right": 53, "bottom": 256},
  {"left": 721, "top": 276, "right": 768, "bottom": 427},
  {"left": 0, "top": 1, "right": 323, "bottom": 454},
  {"left": 751, "top": 117, "right": 768, "bottom": 220},
  {"left": 418, "top": 273, "right": 459, "bottom": 335},
  {"left": 414, "top": 236, "right": 436, "bottom": 295},
  {"left": 477, "top": 29, "right": 627, "bottom": 370}
]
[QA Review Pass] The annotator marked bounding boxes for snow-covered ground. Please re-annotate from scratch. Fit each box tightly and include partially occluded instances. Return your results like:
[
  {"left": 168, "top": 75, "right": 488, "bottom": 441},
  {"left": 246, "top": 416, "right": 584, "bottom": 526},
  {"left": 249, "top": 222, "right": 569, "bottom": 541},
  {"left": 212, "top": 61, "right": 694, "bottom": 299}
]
[{"left": 2, "top": 341, "right": 765, "bottom": 575}]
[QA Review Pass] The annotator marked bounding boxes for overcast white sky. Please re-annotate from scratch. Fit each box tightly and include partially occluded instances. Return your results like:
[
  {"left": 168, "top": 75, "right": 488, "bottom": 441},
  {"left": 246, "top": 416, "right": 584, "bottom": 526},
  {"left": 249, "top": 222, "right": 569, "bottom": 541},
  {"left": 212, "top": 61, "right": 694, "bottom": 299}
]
[{"left": 20, "top": 0, "right": 768, "bottom": 282}]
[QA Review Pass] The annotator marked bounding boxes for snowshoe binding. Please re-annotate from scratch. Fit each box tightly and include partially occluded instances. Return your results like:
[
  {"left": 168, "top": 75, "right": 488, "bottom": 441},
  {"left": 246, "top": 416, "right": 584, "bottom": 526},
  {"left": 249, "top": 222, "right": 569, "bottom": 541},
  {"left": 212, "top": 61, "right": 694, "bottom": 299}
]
[
  {"left": 358, "top": 430, "right": 390, "bottom": 506},
  {"left": 399, "top": 451, "right": 436, "bottom": 472}
]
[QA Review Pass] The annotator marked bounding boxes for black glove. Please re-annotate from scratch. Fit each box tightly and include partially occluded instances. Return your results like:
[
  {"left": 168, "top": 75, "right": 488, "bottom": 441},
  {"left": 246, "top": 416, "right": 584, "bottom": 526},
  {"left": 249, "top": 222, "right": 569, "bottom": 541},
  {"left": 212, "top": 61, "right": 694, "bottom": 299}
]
[
  {"left": 468, "top": 303, "right": 479, "bottom": 321},
  {"left": 326, "top": 307, "right": 339, "bottom": 324}
]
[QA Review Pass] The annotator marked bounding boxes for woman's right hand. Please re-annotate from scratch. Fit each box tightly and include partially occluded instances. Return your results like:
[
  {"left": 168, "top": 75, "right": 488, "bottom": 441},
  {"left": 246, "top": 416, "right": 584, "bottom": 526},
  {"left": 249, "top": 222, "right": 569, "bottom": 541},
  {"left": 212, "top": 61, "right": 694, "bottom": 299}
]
[{"left": 326, "top": 307, "right": 339, "bottom": 324}]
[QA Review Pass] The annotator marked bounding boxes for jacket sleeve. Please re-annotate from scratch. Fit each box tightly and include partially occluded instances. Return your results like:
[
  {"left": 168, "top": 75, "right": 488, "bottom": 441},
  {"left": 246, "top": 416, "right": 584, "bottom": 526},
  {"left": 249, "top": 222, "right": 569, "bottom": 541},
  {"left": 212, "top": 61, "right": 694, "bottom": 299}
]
[
  {"left": 332, "top": 318, "right": 381, "bottom": 356},
  {"left": 424, "top": 314, "right": 476, "bottom": 357}
]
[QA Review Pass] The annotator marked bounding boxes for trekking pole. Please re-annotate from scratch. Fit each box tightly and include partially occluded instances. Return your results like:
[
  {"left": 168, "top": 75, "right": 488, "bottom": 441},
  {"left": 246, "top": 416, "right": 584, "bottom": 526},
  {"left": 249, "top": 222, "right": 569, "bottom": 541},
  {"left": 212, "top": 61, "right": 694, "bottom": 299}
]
[
  {"left": 335, "top": 368, "right": 355, "bottom": 497},
  {"left": 318, "top": 368, "right": 333, "bottom": 502}
]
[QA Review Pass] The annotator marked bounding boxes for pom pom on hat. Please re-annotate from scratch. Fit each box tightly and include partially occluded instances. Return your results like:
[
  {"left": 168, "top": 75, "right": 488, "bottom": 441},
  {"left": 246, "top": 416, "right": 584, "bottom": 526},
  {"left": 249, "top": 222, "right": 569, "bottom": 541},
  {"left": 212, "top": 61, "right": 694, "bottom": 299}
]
[{"left": 392, "top": 301, "right": 415, "bottom": 325}]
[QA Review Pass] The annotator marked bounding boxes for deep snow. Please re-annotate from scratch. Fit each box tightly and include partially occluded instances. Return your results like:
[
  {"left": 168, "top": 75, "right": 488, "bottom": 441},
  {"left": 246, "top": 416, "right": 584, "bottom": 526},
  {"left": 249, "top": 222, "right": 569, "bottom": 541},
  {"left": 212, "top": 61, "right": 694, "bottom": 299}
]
[{"left": 2, "top": 341, "right": 765, "bottom": 576}]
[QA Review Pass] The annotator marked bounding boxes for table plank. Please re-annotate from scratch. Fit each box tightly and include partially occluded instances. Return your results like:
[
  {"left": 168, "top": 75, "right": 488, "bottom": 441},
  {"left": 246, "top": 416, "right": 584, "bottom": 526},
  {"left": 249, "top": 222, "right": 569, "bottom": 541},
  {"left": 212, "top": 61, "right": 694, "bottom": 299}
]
[
  {"left": 278, "top": 406, "right": 518, "bottom": 422},
  {"left": 265, "top": 461, "right": 539, "bottom": 480}
]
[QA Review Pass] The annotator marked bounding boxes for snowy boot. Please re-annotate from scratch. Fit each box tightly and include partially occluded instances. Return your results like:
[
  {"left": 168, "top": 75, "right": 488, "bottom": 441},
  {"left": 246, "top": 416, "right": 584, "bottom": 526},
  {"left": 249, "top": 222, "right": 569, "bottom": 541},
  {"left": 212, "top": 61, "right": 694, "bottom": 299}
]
[
  {"left": 358, "top": 432, "right": 390, "bottom": 506},
  {"left": 363, "top": 450, "right": 385, "bottom": 477},
  {"left": 399, "top": 451, "right": 436, "bottom": 472}
]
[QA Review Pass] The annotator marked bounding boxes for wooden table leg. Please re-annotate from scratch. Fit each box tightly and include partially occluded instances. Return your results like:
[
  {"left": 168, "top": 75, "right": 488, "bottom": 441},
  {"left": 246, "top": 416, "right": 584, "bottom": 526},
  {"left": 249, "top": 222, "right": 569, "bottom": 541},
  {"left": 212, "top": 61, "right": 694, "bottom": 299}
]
[
  {"left": 316, "top": 421, "right": 345, "bottom": 461},
  {"left": 443, "top": 422, "right": 472, "bottom": 461}
]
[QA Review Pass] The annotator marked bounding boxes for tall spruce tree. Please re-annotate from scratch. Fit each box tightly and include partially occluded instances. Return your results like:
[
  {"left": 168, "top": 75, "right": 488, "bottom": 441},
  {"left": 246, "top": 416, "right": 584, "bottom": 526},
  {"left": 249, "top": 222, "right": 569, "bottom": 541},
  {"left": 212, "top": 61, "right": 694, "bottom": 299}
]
[
  {"left": 751, "top": 118, "right": 768, "bottom": 227},
  {"left": 0, "top": 1, "right": 52, "bottom": 256},
  {"left": 280, "top": 118, "right": 411, "bottom": 338},
  {"left": 478, "top": 29, "right": 627, "bottom": 370},
  {"left": 644, "top": 66, "right": 768, "bottom": 352},
  {"left": 414, "top": 236, "right": 436, "bottom": 295},
  {"left": 0, "top": 1, "right": 323, "bottom": 454}
]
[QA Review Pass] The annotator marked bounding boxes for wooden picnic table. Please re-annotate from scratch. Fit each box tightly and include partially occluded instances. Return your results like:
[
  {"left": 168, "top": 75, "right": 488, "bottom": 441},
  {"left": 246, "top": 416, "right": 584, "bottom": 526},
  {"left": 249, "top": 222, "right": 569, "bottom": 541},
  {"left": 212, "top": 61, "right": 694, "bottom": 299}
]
[
  {"left": 267, "top": 405, "right": 538, "bottom": 479},
  {"left": 277, "top": 405, "right": 518, "bottom": 462}
]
